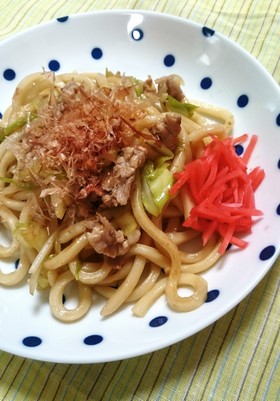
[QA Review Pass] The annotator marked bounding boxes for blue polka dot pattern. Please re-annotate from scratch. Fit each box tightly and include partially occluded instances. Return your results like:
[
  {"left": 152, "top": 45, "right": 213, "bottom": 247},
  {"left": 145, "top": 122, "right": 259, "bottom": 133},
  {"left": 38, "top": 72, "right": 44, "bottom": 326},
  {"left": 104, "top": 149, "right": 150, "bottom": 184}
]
[
  {"left": 3, "top": 68, "right": 16, "bottom": 81},
  {"left": 234, "top": 144, "right": 244, "bottom": 156},
  {"left": 202, "top": 26, "right": 215, "bottom": 37},
  {"left": 164, "top": 54, "right": 175, "bottom": 67},
  {"left": 131, "top": 28, "right": 144, "bottom": 41},
  {"left": 237, "top": 94, "right": 249, "bottom": 108},
  {"left": 200, "top": 77, "right": 212, "bottom": 90},
  {"left": 91, "top": 47, "right": 103, "bottom": 60},
  {"left": 22, "top": 336, "right": 42, "bottom": 347},
  {"left": 149, "top": 316, "right": 168, "bottom": 327},
  {"left": 206, "top": 289, "right": 220, "bottom": 302},
  {"left": 0, "top": 14, "right": 278, "bottom": 363},
  {"left": 48, "top": 59, "right": 60, "bottom": 72},
  {"left": 84, "top": 334, "right": 103, "bottom": 345},
  {"left": 57, "top": 16, "right": 69, "bottom": 23},
  {"left": 259, "top": 245, "right": 276, "bottom": 261}
]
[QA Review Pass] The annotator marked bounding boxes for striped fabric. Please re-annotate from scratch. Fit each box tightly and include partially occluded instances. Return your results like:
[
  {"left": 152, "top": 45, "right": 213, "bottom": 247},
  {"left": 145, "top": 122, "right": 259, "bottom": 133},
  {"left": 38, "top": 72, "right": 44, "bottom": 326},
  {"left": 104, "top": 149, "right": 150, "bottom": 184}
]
[{"left": 0, "top": 1, "right": 279, "bottom": 400}]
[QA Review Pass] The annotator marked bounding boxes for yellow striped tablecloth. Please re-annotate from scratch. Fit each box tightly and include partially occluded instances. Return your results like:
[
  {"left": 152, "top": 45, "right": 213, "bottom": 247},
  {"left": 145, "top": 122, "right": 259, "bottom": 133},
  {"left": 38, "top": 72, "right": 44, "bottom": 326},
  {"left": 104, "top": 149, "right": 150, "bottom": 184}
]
[{"left": 0, "top": 1, "right": 279, "bottom": 400}]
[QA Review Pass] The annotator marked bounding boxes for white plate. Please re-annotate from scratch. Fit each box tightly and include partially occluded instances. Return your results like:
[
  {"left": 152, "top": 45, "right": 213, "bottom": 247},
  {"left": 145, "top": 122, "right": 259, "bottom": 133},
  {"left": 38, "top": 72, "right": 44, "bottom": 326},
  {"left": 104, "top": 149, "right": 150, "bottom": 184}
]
[{"left": 0, "top": 10, "right": 279, "bottom": 363}]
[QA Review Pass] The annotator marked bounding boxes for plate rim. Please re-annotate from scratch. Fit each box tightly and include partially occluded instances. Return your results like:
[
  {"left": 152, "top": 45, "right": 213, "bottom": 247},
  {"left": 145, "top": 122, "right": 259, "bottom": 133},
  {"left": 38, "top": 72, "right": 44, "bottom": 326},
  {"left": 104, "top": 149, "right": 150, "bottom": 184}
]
[{"left": 0, "top": 9, "right": 279, "bottom": 363}]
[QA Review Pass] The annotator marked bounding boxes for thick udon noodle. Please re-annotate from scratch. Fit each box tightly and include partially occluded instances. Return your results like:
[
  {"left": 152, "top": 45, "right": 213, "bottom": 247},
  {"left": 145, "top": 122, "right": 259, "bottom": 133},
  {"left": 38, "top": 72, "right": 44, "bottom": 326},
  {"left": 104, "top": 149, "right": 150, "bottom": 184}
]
[{"left": 0, "top": 71, "right": 234, "bottom": 322}]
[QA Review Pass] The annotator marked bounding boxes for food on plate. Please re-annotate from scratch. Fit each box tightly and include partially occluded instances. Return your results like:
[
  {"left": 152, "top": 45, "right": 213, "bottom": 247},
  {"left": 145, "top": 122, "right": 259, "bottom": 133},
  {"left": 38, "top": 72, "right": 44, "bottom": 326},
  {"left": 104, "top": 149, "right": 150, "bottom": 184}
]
[{"left": 0, "top": 70, "right": 264, "bottom": 321}]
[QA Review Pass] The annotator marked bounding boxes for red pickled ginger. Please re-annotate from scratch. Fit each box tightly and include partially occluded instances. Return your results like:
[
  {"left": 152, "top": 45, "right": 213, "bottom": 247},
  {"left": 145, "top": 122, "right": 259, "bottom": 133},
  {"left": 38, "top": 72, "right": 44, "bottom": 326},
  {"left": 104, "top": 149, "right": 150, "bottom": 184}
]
[{"left": 169, "top": 134, "right": 265, "bottom": 254}]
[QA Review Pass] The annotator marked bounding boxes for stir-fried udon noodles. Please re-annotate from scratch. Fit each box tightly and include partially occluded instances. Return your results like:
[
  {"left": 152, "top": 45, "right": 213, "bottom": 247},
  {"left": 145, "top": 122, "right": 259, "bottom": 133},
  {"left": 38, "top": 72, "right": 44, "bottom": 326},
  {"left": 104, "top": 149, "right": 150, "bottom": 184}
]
[{"left": 0, "top": 71, "right": 235, "bottom": 322}]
